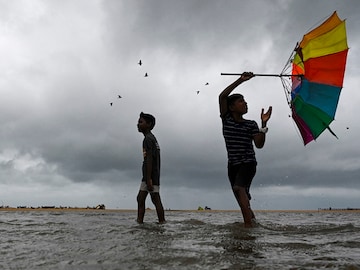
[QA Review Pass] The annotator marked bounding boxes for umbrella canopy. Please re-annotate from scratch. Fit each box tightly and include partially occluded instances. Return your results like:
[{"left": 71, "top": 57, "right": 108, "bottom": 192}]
[{"left": 290, "top": 11, "right": 348, "bottom": 145}]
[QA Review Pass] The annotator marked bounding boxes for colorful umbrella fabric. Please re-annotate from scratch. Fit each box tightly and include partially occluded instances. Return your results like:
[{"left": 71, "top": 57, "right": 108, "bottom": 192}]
[{"left": 290, "top": 11, "right": 348, "bottom": 145}]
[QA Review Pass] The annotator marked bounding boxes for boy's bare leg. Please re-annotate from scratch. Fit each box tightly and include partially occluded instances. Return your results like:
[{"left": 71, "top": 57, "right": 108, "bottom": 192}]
[
  {"left": 233, "top": 188, "right": 254, "bottom": 228},
  {"left": 250, "top": 208, "right": 256, "bottom": 220},
  {"left": 150, "top": 193, "right": 165, "bottom": 223},
  {"left": 233, "top": 188, "right": 256, "bottom": 221},
  {"left": 137, "top": 191, "right": 148, "bottom": 223}
]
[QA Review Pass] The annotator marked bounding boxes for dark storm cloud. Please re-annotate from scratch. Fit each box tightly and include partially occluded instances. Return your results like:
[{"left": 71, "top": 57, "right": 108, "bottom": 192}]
[
  {"left": 1, "top": 0, "right": 359, "bottom": 209},
  {"left": 102, "top": 0, "right": 287, "bottom": 67}
]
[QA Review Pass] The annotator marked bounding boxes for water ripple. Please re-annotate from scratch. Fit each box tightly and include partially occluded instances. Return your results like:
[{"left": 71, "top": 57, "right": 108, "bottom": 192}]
[{"left": 0, "top": 210, "right": 360, "bottom": 269}]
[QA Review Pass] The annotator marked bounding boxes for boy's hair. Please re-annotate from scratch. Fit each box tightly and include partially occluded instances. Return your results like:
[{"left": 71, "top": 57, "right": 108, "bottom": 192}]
[
  {"left": 140, "top": 112, "right": 156, "bottom": 130},
  {"left": 227, "top": 93, "right": 244, "bottom": 108}
]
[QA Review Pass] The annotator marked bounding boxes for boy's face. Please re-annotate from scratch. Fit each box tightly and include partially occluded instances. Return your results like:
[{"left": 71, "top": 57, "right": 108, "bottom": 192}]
[
  {"left": 229, "top": 97, "right": 248, "bottom": 114},
  {"left": 137, "top": 117, "right": 150, "bottom": 132}
]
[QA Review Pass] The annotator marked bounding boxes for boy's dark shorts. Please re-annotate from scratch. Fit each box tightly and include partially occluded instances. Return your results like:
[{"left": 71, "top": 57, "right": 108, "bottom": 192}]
[{"left": 228, "top": 162, "right": 257, "bottom": 200}]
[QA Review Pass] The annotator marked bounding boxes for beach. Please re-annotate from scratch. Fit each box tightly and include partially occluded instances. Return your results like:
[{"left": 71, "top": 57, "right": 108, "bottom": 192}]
[
  {"left": 1, "top": 208, "right": 360, "bottom": 269},
  {"left": 2, "top": 206, "right": 360, "bottom": 213}
]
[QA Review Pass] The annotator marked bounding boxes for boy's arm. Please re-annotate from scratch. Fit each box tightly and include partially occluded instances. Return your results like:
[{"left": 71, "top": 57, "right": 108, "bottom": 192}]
[
  {"left": 145, "top": 151, "right": 154, "bottom": 191},
  {"left": 253, "top": 106, "right": 272, "bottom": 148},
  {"left": 219, "top": 72, "right": 254, "bottom": 117}
]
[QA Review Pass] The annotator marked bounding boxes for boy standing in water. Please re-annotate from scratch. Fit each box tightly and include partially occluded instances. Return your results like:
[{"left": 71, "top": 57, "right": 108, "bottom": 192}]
[
  {"left": 136, "top": 112, "right": 165, "bottom": 224},
  {"left": 219, "top": 72, "right": 272, "bottom": 228}
]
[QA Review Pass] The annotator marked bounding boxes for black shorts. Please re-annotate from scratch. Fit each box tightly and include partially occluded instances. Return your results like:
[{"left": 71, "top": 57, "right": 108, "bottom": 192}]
[{"left": 228, "top": 162, "right": 257, "bottom": 199}]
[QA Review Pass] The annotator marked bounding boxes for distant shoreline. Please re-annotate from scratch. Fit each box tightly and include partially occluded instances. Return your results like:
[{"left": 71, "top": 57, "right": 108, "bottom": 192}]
[{"left": 1, "top": 207, "right": 360, "bottom": 213}]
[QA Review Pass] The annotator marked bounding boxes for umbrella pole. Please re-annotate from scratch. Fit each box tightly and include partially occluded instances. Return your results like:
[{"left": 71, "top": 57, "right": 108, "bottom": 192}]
[{"left": 220, "top": 73, "right": 295, "bottom": 77}]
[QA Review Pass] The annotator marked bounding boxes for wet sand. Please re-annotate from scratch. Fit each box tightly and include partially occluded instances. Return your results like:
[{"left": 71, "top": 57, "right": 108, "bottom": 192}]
[{"left": 1, "top": 207, "right": 360, "bottom": 213}]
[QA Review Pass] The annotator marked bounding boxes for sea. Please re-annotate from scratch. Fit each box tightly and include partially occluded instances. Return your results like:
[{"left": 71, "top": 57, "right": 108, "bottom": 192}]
[{"left": 1, "top": 209, "right": 360, "bottom": 270}]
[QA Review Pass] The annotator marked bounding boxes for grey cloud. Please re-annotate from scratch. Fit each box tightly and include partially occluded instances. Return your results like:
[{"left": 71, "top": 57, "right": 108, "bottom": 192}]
[{"left": 1, "top": 0, "right": 359, "bottom": 209}]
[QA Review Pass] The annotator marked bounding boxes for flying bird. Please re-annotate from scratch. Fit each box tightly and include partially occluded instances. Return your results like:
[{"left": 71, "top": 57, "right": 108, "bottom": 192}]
[
  {"left": 144, "top": 73, "right": 148, "bottom": 77},
  {"left": 110, "top": 102, "right": 113, "bottom": 106},
  {"left": 205, "top": 82, "right": 209, "bottom": 85},
  {"left": 196, "top": 91, "right": 200, "bottom": 95},
  {"left": 138, "top": 60, "right": 142, "bottom": 66},
  {"left": 118, "top": 95, "right": 122, "bottom": 99}
]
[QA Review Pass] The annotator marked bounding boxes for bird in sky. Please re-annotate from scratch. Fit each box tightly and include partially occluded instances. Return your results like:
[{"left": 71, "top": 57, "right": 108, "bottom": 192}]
[
  {"left": 138, "top": 60, "right": 142, "bottom": 66},
  {"left": 144, "top": 73, "right": 148, "bottom": 77},
  {"left": 110, "top": 102, "right": 113, "bottom": 106},
  {"left": 205, "top": 82, "right": 209, "bottom": 85},
  {"left": 196, "top": 91, "right": 200, "bottom": 95},
  {"left": 118, "top": 95, "right": 122, "bottom": 99}
]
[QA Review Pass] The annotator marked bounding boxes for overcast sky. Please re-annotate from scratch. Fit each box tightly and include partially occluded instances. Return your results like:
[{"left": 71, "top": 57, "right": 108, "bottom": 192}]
[{"left": 1, "top": 0, "right": 359, "bottom": 210}]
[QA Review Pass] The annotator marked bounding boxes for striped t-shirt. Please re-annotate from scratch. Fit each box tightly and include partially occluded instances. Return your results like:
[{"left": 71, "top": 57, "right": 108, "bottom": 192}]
[{"left": 221, "top": 113, "right": 259, "bottom": 165}]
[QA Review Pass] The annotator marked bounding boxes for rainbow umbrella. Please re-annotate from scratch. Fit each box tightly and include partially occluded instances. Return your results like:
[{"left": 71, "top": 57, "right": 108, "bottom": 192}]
[
  {"left": 221, "top": 11, "right": 348, "bottom": 145},
  {"left": 290, "top": 11, "right": 348, "bottom": 145}
]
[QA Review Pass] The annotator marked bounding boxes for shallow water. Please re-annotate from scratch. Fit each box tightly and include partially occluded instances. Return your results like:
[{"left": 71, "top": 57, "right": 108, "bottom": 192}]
[{"left": 1, "top": 210, "right": 360, "bottom": 269}]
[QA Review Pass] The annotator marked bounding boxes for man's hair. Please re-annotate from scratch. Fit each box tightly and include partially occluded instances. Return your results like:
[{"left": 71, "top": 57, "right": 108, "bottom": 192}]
[
  {"left": 140, "top": 112, "right": 156, "bottom": 130},
  {"left": 227, "top": 93, "right": 244, "bottom": 108}
]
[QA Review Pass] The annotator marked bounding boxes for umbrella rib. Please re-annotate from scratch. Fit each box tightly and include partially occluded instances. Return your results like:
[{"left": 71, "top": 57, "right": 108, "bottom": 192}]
[
  {"left": 220, "top": 73, "right": 301, "bottom": 77},
  {"left": 326, "top": 126, "right": 338, "bottom": 139}
]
